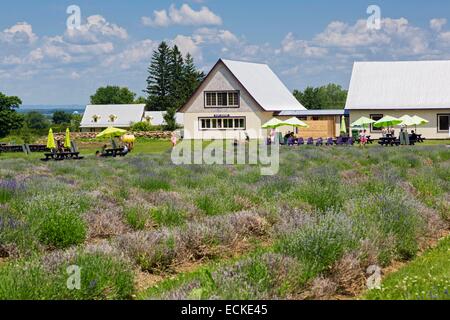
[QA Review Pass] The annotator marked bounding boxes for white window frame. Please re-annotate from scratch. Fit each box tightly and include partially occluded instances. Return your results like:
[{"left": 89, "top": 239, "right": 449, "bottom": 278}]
[
  {"left": 437, "top": 114, "right": 450, "bottom": 132},
  {"left": 199, "top": 117, "right": 246, "bottom": 131},
  {"left": 204, "top": 91, "right": 240, "bottom": 108}
]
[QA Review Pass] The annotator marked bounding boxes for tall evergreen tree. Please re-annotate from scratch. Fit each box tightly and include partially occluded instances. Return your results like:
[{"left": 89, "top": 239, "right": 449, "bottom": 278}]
[
  {"left": 182, "top": 53, "right": 205, "bottom": 103},
  {"left": 168, "top": 45, "right": 186, "bottom": 109},
  {"left": 145, "top": 42, "right": 172, "bottom": 111}
]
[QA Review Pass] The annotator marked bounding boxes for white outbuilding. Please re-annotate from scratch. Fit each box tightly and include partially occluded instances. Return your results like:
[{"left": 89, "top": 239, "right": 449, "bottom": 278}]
[{"left": 346, "top": 60, "right": 450, "bottom": 139}]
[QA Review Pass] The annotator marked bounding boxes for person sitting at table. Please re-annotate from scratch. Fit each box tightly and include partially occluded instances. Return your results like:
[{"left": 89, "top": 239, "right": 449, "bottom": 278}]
[
  {"left": 381, "top": 128, "right": 387, "bottom": 138},
  {"left": 390, "top": 128, "right": 395, "bottom": 137},
  {"left": 410, "top": 130, "right": 418, "bottom": 142}
]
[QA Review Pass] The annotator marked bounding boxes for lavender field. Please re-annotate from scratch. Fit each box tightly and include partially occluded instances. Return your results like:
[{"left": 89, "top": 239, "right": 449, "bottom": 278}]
[{"left": 0, "top": 145, "right": 448, "bottom": 300}]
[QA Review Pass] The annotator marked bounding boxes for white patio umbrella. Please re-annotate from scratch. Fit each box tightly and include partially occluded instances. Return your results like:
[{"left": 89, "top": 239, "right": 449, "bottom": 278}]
[{"left": 411, "top": 115, "right": 429, "bottom": 133}]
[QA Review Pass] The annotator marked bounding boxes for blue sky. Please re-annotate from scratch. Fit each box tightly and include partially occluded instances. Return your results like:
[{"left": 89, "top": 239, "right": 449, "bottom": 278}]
[{"left": 1, "top": 0, "right": 450, "bottom": 104}]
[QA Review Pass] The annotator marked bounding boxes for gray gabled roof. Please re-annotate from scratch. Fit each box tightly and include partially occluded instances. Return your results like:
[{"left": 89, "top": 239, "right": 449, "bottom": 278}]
[
  {"left": 221, "top": 59, "right": 306, "bottom": 112},
  {"left": 80, "top": 104, "right": 145, "bottom": 128},
  {"left": 346, "top": 60, "right": 450, "bottom": 110}
]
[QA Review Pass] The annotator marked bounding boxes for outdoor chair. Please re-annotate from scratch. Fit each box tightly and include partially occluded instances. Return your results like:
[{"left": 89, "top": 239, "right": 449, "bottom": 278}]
[
  {"left": 325, "top": 138, "right": 334, "bottom": 146},
  {"left": 287, "top": 137, "right": 295, "bottom": 146},
  {"left": 347, "top": 137, "right": 354, "bottom": 145},
  {"left": 336, "top": 137, "right": 344, "bottom": 145},
  {"left": 316, "top": 138, "right": 323, "bottom": 146},
  {"left": 306, "top": 138, "right": 314, "bottom": 145},
  {"left": 297, "top": 138, "right": 304, "bottom": 145}
]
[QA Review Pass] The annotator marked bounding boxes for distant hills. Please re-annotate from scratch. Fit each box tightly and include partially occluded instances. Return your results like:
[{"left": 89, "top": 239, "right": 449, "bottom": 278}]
[{"left": 18, "top": 105, "right": 85, "bottom": 116}]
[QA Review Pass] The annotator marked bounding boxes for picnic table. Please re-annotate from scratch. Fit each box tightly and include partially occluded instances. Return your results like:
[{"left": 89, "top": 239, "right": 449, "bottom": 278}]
[
  {"left": 101, "top": 147, "right": 127, "bottom": 157},
  {"left": 41, "top": 151, "right": 84, "bottom": 161},
  {"left": 378, "top": 137, "right": 400, "bottom": 146}
]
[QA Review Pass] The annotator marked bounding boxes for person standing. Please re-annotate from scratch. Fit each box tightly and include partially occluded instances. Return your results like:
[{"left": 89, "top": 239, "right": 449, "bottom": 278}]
[{"left": 171, "top": 132, "right": 178, "bottom": 147}]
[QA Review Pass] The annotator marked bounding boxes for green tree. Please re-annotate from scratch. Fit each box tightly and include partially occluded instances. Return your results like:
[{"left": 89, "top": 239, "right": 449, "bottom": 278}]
[
  {"left": 24, "top": 111, "right": 50, "bottom": 131},
  {"left": 0, "top": 92, "right": 23, "bottom": 138},
  {"left": 52, "top": 110, "right": 72, "bottom": 124},
  {"left": 182, "top": 53, "right": 205, "bottom": 104},
  {"left": 168, "top": 45, "right": 186, "bottom": 109},
  {"left": 163, "top": 107, "right": 178, "bottom": 131},
  {"left": 145, "top": 42, "right": 172, "bottom": 111},
  {"left": 294, "top": 84, "right": 348, "bottom": 110},
  {"left": 90, "top": 86, "right": 136, "bottom": 105},
  {"left": 70, "top": 113, "right": 82, "bottom": 131},
  {"left": 134, "top": 96, "right": 147, "bottom": 104}
]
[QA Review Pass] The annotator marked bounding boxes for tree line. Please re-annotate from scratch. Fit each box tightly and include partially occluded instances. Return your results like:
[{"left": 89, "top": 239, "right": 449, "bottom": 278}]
[{"left": 293, "top": 84, "right": 348, "bottom": 110}]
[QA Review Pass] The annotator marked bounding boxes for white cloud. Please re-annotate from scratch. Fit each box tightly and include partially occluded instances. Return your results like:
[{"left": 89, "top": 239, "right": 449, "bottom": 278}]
[
  {"left": 171, "top": 35, "right": 203, "bottom": 61},
  {"left": 65, "top": 15, "right": 128, "bottom": 44},
  {"left": 142, "top": 4, "right": 222, "bottom": 27},
  {"left": 193, "top": 28, "right": 239, "bottom": 45},
  {"left": 0, "top": 22, "right": 37, "bottom": 44},
  {"left": 281, "top": 32, "right": 328, "bottom": 57},
  {"left": 103, "top": 39, "right": 159, "bottom": 69},
  {"left": 430, "top": 18, "right": 447, "bottom": 32}
]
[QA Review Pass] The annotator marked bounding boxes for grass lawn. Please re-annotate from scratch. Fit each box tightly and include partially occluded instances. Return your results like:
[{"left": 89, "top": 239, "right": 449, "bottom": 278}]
[
  {"left": 0, "top": 139, "right": 448, "bottom": 300},
  {"left": 365, "top": 236, "right": 450, "bottom": 300}
]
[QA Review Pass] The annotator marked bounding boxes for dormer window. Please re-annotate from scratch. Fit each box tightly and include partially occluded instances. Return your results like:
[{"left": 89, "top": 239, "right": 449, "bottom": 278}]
[
  {"left": 205, "top": 91, "right": 239, "bottom": 108},
  {"left": 92, "top": 115, "right": 101, "bottom": 123},
  {"left": 109, "top": 114, "right": 118, "bottom": 123}
]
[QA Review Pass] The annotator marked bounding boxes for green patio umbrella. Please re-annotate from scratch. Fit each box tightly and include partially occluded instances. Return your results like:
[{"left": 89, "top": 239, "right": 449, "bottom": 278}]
[
  {"left": 96, "top": 127, "right": 127, "bottom": 139},
  {"left": 340, "top": 116, "right": 347, "bottom": 134},
  {"left": 64, "top": 128, "right": 71, "bottom": 149},
  {"left": 261, "top": 118, "right": 285, "bottom": 129},
  {"left": 350, "top": 116, "right": 376, "bottom": 129},
  {"left": 46, "top": 128, "right": 56, "bottom": 150},
  {"left": 373, "top": 115, "right": 403, "bottom": 128}
]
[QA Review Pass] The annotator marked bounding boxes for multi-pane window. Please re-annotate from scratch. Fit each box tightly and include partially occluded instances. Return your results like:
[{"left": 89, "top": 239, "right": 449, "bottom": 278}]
[
  {"left": 370, "top": 114, "right": 383, "bottom": 132},
  {"left": 438, "top": 114, "right": 450, "bottom": 132},
  {"left": 199, "top": 117, "right": 246, "bottom": 130},
  {"left": 205, "top": 91, "right": 239, "bottom": 107}
]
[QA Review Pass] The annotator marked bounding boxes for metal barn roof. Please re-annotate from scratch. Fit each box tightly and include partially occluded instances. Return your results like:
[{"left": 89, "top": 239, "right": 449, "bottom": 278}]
[
  {"left": 346, "top": 60, "right": 450, "bottom": 110},
  {"left": 221, "top": 59, "right": 306, "bottom": 112},
  {"left": 80, "top": 104, "right": 145, "bottom": 128}
]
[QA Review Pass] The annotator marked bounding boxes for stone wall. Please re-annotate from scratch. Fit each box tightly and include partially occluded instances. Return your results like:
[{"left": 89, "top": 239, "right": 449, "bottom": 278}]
[{"left": 52, "top": 131, "right": 172, "bottom": 140}]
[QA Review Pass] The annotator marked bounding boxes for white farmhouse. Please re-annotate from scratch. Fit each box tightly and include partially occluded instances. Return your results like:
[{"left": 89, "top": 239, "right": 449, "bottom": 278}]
[{"left": 179, "top": 59, "right": 306, "bottom": 140}]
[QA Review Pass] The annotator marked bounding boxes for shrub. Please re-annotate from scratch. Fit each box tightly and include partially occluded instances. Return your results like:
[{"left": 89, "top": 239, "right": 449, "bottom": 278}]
[
  {"left": 294, "top": 167, "right": 345, "bottom": 212},
  {"left": 115, "top": 231, "right": 178, "bottom": 272},
  {"left": 131, "top": 121, "right": 154, "bottom": 132},
  {"left": 350, "top": 192, "right": 424, "bottom": 264},
  {"left": 124, "top": 205, "right": 151, "bottom": 230},
  {"left": 194, "top": 191, "right": 244, "bottom": 216},
  {"left": 136, "top": 175, "right": 171, "bottom": 192},
  {"left": 0, "top": 252, "right": 135, "bottom": 300},
  {"left": 160, "top": 253, "right": 302, "bottom": 300},
  {"left": 38, "top": 210, "right": 87, "bottom": 249},
  {"left": 150, "top": 204, "right": 186, "bottom": 227},
  {"left": 275, "top": 212, "right": 356, "bottom": 281},
  {"left": 0, "top": 179, "right": 24, "bottom": 204}
]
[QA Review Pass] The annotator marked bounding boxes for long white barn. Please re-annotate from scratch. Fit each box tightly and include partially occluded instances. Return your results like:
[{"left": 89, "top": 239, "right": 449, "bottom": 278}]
[{"left": 346, "top": 60, "right": 450, "bottom": 139}]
